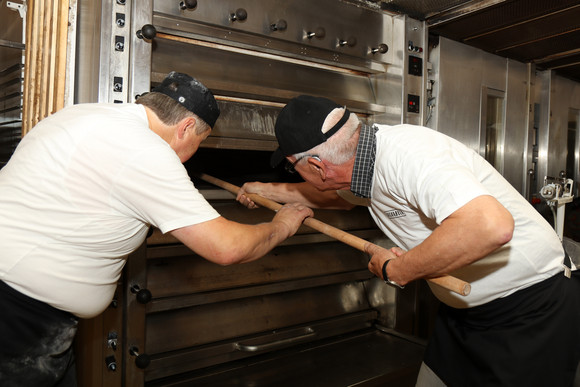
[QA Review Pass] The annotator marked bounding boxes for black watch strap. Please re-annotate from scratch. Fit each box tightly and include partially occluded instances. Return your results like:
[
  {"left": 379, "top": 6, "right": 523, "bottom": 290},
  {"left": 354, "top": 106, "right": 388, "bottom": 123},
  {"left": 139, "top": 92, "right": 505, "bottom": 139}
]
[{"left": 381, "top": 259, "right": 404, "bottom": 289}]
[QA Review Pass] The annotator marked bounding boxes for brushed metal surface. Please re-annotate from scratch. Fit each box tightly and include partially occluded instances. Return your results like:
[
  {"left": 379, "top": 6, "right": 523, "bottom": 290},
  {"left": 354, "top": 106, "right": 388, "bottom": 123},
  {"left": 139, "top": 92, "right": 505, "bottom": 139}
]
[
  {"left": 431, "top": 37, "right": 532, "bottom": 190},
  {"left": 383, "top": 0, "right": 580, "bottom": 83},
  {"left": 145, "top": 330, "right": 425, "bottom": 387},
  {"left": 153, "top": 0, "right": 394, "bottom": 67},
  {"left": 144, "top": 312, "right": 379, "bottom": 381},
  {"left": 150, "top": 37, "right": 386, "bottom": 113},
  {"left": 145, "top": 282, "right": 371, "bottom": 353},
  {"left": 145, "top": 242, "right": 369, "bottom": 298}
]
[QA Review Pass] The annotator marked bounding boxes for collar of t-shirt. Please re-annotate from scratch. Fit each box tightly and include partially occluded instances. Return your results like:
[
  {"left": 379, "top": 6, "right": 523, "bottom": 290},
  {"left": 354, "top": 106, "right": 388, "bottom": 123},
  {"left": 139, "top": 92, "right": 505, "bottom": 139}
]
[{"left": 350, "top": 123, "right": 378, "bottom": 198}]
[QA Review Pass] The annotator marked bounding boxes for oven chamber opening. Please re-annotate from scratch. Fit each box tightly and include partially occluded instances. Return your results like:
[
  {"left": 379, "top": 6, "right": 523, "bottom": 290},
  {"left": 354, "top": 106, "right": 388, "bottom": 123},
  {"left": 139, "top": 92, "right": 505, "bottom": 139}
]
[{"left": 129, "top": 147, "right": 437, "bottom": 386}]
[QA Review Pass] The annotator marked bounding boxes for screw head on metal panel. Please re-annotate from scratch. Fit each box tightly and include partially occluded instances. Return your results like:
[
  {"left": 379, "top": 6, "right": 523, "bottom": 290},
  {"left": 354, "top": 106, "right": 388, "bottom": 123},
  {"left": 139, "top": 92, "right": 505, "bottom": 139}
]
[{"left": 105, "top": 355, "right": 117, "bottom": 372}]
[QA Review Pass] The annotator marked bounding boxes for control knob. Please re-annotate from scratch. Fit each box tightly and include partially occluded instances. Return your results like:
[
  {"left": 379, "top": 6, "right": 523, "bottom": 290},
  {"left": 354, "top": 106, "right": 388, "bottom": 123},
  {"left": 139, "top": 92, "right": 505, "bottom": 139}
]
[
  {"left": 370, "top": 43, "right": 388, "bottom": 54},
  {"left": 270, "top": 19, "right": 287, "bottom": 32},
  {"left": 129, "top": 346, "right": 150, "bottom": 369},
  {"left": 306, "top": 27, "right": 326, "bottom": 39},
  {"left": 179, "top": 0, "right": 197, "bottom": 10},
  {"left": 230, "top": 8, "right": 247, "bottom": 22},
  {"left": 136, "top": 24, "right": 156, "bottom": 40},
  {"left": 338, "top": 36, "right": 357, "bottom": 47},
  {"left": 130, "top": 284, "right": 152, "bottom": 304}
]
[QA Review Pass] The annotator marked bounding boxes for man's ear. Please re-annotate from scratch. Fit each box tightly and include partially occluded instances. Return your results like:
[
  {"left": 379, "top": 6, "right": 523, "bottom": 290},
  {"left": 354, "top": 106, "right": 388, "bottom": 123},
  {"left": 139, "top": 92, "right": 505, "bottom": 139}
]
[
  {"left": 177, "top": 117, "right": 197, "bottom": 140},
  {"left": 307, "top": 156, "right": 326, "bottom": 181}
]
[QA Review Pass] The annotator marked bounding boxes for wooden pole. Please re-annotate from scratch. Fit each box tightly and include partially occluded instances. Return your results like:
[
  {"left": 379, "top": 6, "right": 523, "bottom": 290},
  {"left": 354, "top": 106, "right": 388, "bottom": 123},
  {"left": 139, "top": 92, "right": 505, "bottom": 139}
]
[
  {"left": 54, "top": 0, "right": 70, "bottom": 112},
  {"left": 22, "top": 0, "right": 70, "bottom": 135},
  {"left": 198, "top": 173, "right": 471, "bottom": 297}
]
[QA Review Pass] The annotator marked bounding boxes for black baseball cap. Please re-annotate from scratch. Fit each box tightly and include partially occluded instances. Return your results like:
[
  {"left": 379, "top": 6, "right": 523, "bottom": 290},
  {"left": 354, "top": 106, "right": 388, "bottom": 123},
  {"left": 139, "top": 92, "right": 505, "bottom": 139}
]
[
  {"left": 270, "top": 95, "right": 350, "bottom": 167},
  {"left": 152, "top": 72, "right": 220, "bottom": 128}
]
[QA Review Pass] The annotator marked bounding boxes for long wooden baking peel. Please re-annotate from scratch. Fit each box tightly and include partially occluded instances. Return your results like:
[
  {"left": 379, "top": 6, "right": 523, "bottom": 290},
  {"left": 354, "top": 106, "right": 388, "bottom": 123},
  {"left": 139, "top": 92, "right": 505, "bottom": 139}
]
[{"left": 198, "top": 173, "right": 471, "bottom": 297}]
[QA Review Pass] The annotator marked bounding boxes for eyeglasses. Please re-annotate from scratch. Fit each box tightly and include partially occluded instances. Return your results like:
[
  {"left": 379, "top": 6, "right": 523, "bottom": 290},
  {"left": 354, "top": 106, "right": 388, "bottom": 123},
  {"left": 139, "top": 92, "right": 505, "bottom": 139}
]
[{"left": 285, "top": 155, "right": 320, "bottom": 174}]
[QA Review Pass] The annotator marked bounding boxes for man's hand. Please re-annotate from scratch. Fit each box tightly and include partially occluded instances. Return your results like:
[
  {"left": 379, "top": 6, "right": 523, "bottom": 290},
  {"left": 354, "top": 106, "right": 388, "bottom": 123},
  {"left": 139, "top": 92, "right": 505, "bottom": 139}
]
[
  {"left": 236, "top": 182, "right": 265, "bottom": 209},
  {"left": 272, "top": 203, "right": 314, "bottom": 237},
  {"left": 365, "top": 243, "right": 406, "bottom": 282}
]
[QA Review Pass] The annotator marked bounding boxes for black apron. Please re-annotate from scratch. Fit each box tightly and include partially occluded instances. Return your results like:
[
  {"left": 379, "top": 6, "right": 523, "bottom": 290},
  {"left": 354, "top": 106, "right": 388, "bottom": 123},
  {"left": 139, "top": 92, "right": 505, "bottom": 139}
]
[
  {"left": 424, "top": 269, "right": 580, "bottom": 387},
  {"left": 0, "top": 280, "right": 78, "bottom": 387}
]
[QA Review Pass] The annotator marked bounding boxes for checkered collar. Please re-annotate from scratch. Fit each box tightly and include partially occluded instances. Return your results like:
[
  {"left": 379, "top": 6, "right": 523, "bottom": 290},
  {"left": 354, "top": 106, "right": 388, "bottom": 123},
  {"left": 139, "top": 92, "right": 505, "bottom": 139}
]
[{"left": 350, "top": 124, "right": 377, "bottom": 198}]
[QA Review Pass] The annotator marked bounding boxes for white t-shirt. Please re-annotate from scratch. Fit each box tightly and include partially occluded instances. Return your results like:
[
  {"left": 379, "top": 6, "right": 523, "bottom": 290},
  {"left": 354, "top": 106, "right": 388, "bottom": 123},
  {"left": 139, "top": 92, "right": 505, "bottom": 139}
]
[
  {"left": 369, "top": 124, "right": 564, "bottom": 308},
  {"left": 0, "top": 103, "right": 220, "bottom": 318}
]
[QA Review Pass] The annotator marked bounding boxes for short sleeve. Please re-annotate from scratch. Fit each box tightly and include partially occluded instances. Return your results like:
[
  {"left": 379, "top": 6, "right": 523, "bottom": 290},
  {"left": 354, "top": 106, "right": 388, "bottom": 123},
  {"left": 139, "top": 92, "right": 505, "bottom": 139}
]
[{"left": 110, "top": 144, "right": 220, "bottom": 233}]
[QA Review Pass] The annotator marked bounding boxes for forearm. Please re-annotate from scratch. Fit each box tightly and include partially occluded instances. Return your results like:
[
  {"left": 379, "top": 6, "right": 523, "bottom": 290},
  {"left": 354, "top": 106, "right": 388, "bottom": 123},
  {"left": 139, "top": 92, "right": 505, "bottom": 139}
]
[
  {"left": 214, "top": 221, "right": 292, "bottom": 265},
  {"left": 172, "top": 218, "right": 291, "bottom": 265},
  {"left": 171, "top": 204, "right": 312, "bottom": 265},
  {"left": 243, "top": 182, "right": 353, "bottom": 209},
  {"left": 388, "top": 223, "right": 493, "bottom": 284},
  {"left": 371, "top": 195, "right": 514, "bottom": 285}
]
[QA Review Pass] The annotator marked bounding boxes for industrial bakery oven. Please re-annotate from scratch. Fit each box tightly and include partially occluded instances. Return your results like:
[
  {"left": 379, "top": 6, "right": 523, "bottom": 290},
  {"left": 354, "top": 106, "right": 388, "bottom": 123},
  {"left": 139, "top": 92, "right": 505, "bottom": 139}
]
[{"left": 73, "top": 1, "right": 437, "bottom": 385}]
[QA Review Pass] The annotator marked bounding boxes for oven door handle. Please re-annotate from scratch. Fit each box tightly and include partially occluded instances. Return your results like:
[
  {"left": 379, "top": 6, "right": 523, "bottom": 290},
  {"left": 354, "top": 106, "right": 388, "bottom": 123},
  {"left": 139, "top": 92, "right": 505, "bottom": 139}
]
[{"left": 234, "top": 327, "right": 316, "bottom": 352}]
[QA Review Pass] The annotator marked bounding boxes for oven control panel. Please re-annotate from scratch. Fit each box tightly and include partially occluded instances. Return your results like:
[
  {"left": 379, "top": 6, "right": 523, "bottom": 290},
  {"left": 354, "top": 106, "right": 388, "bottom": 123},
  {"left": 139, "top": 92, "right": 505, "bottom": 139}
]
[{"left": 404, "top": 17, "right": 426, "bottom": 125}]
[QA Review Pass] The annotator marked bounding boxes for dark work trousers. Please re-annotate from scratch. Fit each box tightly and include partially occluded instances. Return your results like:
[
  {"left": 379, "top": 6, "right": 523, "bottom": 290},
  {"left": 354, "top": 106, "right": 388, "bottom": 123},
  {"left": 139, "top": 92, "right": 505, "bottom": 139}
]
[
  {"left": 424, "top": 269, "right": 580, "bottom": 387},
  {"left": 0, "top": 280, "right": 78, "bottom": 387}
]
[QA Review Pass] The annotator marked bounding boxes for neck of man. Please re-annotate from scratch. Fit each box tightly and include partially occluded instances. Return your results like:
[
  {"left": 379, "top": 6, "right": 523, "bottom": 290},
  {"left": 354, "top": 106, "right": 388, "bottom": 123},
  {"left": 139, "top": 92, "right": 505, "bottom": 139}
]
[{"left": 144, "top": 106, "right": 174, "bottom": 144}]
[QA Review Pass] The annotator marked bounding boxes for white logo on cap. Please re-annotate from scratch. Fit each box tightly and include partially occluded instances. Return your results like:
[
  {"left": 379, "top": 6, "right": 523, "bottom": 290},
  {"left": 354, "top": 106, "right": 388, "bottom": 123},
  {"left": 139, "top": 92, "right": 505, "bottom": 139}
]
[{"left": 178, "top": 96, "right": 185, "bottom": 103}]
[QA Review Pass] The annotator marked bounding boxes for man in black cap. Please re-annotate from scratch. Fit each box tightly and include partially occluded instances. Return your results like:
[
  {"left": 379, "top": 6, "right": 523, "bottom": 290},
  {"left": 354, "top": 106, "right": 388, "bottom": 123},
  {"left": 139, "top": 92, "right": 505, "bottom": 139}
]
[
  {"left": 237, "top": 95, "right": 580, "bottom": 386},
  {"left": 0, "top": 72, "right": 312, "bottom": 387}
]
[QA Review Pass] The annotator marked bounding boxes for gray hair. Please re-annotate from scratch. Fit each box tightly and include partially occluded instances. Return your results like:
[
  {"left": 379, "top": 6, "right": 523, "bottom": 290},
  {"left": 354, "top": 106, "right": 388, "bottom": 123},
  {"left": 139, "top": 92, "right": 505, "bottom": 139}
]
[
  {"left": 294, "top": 107, "right": 360, "bottom": 165},
  {"left": 136, "top": 92, "right": 211, "bottom": 135}
]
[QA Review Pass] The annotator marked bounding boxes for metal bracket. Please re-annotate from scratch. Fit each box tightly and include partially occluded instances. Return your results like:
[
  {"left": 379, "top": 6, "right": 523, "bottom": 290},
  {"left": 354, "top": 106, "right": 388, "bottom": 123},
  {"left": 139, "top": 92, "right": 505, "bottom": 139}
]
[{"left": 6, "top": 1, "right": 26, "bottom": 19}]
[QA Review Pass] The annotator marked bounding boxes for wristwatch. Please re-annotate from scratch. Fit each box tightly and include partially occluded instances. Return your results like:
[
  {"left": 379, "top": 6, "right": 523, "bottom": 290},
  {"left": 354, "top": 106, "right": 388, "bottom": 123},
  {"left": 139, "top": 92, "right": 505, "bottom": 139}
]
[{"left": 381, "top": 259, "right": 404, "bottom": 289}]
